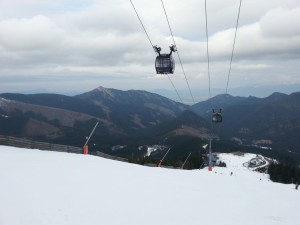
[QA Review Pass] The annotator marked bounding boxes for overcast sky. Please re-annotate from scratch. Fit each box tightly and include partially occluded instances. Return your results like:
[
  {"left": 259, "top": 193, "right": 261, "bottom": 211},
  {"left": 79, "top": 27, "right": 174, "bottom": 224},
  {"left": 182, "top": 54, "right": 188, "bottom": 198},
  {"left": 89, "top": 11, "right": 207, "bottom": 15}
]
[{"left": 0, "top": 0, "right": 299, "bottom": 101}]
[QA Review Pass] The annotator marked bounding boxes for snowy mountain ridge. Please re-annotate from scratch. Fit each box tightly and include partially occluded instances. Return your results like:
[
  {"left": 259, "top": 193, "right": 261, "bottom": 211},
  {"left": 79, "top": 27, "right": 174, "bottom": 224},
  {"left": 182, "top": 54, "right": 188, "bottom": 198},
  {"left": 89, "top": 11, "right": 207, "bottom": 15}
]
[{"left": 0, "top": 145, "right": 299, "bottom": 225}]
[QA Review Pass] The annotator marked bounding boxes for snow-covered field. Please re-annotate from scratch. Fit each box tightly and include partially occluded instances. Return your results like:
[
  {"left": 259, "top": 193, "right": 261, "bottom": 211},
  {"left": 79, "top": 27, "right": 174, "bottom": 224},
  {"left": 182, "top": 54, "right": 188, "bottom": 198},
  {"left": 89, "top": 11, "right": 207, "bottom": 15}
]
[{"left": 0, "top": 145, "right": 299, "bottom": 225}]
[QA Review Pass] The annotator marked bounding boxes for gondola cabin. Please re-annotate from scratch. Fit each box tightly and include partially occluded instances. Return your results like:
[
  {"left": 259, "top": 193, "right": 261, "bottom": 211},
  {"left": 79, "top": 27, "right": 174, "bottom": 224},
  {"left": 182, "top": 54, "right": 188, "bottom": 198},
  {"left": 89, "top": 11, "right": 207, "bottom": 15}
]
[
  {"left": 155, "top": 54, "right": 175, "bottom": 74},
  {"left": 212, "top": 109, "right": 222, "bottom": 123},
  {"left": 154, "top": 45, "right": 176, "bottom": 74},
  {"left": 212, "top": 113, "right": 222, "bottom": 123}
]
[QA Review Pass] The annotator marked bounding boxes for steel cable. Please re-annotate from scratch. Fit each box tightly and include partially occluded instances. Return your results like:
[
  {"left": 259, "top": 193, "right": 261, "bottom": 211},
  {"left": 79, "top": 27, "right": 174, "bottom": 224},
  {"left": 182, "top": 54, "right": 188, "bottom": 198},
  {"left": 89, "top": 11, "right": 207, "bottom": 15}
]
[
  {"left": 160, "top": 0, "right": 196, "bottom": 104},
  {"left": 225, "top": 0, "right": 242, "bottom": 94},
  {"left": 130, "top": 0, "right": 156, "bottom": 51},
  {"left": 130, "top": 0, "right": 184, "bottom": 104}
]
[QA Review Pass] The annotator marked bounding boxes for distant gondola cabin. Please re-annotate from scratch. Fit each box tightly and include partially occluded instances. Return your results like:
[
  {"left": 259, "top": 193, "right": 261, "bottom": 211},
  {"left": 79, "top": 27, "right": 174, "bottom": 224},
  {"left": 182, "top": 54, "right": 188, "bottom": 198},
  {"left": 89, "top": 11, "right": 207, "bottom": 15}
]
[
  {"left": 212, "top": 109, "right": 222, "bottom": 123},
  {"left": 212, "top": 113, "right": 222, "bottom": 123}
]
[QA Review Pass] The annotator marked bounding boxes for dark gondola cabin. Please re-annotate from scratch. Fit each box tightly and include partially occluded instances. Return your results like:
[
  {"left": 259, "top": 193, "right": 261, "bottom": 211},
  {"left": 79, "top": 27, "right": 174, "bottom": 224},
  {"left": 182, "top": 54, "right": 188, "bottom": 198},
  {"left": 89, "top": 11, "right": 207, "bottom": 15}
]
[
  {"left": 154, "top": 45, "right": 176, "bottom": 74},
  {"left": 212, "top": 109, "right": 222, "bottom": 123}
]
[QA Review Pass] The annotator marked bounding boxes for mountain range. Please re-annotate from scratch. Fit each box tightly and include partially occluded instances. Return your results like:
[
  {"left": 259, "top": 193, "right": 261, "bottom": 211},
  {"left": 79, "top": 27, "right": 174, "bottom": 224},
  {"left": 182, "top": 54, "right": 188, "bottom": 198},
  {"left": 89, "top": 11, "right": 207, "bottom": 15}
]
[
  {"left": 191, "top": 92, "right": 300, "bottom": 151},
  {"left": 0, "top": 86, "right": 299, "bottom": 160}
]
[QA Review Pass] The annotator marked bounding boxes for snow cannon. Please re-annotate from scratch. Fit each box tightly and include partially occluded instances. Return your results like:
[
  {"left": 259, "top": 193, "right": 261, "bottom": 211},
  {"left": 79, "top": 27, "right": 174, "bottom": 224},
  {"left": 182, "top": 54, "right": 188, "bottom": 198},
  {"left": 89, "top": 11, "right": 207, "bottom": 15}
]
[{"left": 83, "top": 145, "right": 88, "bottom": 155}]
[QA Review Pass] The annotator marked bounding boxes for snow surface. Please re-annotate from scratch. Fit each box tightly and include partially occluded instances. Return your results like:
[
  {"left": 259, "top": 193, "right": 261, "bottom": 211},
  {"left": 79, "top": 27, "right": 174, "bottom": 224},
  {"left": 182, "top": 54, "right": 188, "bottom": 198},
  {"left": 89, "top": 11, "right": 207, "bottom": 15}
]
[{"left": 0, "top": 146, "right": 299, "bottom": 225}]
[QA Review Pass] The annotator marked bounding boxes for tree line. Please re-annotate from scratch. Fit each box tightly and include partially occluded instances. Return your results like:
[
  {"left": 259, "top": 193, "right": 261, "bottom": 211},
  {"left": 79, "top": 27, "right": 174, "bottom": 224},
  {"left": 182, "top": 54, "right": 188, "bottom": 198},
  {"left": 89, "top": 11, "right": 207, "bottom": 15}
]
[{"left": 268, "top": 162, "right": 300, "bottom": 184}]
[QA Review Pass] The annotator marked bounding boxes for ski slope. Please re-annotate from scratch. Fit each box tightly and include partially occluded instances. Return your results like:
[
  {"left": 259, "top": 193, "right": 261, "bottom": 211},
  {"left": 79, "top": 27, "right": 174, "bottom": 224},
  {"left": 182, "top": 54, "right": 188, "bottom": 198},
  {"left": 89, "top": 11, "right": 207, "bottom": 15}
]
[{"left": 0, "top": 146, "right": 299, "bottom": 225}]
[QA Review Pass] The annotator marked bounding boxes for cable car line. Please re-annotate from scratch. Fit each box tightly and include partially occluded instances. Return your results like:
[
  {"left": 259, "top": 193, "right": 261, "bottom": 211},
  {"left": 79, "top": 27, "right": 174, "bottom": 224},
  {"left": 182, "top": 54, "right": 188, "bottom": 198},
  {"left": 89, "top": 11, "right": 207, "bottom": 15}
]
[
  {"left": 204, "top": 0, "right": 242, "bottom": 126},
  {"left": 204, "top": 0, "right": 243, "bottom": 170},
  {"left": 204, "top": 0, "right": 216, "bottom": 140},
  {"left": 204, "top": 0, "right": 212, "bottom": 102},
  {"left": 130, "top": 0, "right": 184, "bottom": 104},
  {"left": 160, "top": 0, "right": 195, "bottom": 104},
  {"left": 129, "top": 0, "right": 156, "bottom": 52},
  {"left": 205, "top": 0, "right": 218, "bottom": 168},
  {"left": 167, "top": 74, "right": 183, "bottom": 103},
  {"left": 129, "top": 0, "right": 243, "bottom": 171},
  {"left": 155, "top": 45, "right": 183, "bottom": 103},
  {"left": 225, "top": 0, "right": 242, "bottom": 94}
]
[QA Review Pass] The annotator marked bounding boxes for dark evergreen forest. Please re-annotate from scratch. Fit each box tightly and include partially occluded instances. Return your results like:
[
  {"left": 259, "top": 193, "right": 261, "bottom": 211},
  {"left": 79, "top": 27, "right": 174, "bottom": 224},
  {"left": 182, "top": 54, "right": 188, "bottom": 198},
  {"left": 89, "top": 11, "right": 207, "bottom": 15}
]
[{"left": 268, "top": 162, "right": 300, "bottom": 185}]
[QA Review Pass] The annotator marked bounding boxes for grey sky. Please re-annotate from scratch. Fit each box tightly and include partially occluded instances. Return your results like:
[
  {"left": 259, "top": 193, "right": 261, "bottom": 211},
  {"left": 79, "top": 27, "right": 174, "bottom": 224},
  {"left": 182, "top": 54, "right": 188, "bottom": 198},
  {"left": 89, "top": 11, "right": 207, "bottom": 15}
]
[{"left": 0, "top": 0, "right": 299, "bottom": 101}]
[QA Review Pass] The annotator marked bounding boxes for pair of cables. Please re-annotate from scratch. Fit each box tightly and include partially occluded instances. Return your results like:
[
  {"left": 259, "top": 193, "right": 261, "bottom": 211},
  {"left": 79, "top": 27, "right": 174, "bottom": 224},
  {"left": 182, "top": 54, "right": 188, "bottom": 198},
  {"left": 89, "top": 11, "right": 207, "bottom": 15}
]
[
  {"left": 130, "top": 0, "right": 195, "bottom": 105},
  {"left": 204, "top": 0, "right": 243, "bottom": 145},
  {"left": 205, "top": 0, "right": 243, "bottom": 102}
]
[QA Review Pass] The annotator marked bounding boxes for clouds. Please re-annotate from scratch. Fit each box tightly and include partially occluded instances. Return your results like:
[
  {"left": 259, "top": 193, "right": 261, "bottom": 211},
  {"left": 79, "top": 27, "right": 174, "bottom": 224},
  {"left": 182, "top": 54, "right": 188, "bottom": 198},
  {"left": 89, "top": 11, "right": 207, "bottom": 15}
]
[
  {"left": 236, "top": 7, "right": 300, "bottom": 60},
  {"left": 0, "top": 15, "right": 65, "bottom": 51},
  {"left": 0, "top": 0, "right": 299, "bottom": 98},
  {"left": 261, "top": 7, "right": 300, "bottom": 38}
]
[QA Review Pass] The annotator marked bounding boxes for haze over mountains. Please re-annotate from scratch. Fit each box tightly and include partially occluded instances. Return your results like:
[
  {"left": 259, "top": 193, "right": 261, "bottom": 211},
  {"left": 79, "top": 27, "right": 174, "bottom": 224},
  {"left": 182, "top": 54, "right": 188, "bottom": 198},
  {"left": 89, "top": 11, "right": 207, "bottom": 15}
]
[
  {"left": 16, "top": 84, "right": 300, "bottom": 102},
  {"left": 152, "top": 84, "right": 300, "bottom": 103},
  {"left": 0, "top": 86, "right": 299, "bottom": 158}
]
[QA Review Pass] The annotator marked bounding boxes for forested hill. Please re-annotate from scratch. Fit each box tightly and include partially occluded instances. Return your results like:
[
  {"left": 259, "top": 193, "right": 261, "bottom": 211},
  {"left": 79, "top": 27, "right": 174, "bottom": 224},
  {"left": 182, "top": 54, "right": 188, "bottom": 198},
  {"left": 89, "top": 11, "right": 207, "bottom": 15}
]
[
  {"left": 192, "top": 92, "right": 300, "bottom": 152},
  {"left": 1, "top": 88, "right": 300, "bottom": 155}
]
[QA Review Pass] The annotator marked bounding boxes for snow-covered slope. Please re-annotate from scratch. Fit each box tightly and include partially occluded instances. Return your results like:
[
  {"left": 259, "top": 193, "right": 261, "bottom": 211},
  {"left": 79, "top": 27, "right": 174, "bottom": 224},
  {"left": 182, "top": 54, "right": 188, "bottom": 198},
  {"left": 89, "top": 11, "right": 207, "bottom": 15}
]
[{"left": 0, "top": 146, "right": 299, "bottom": 225}]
